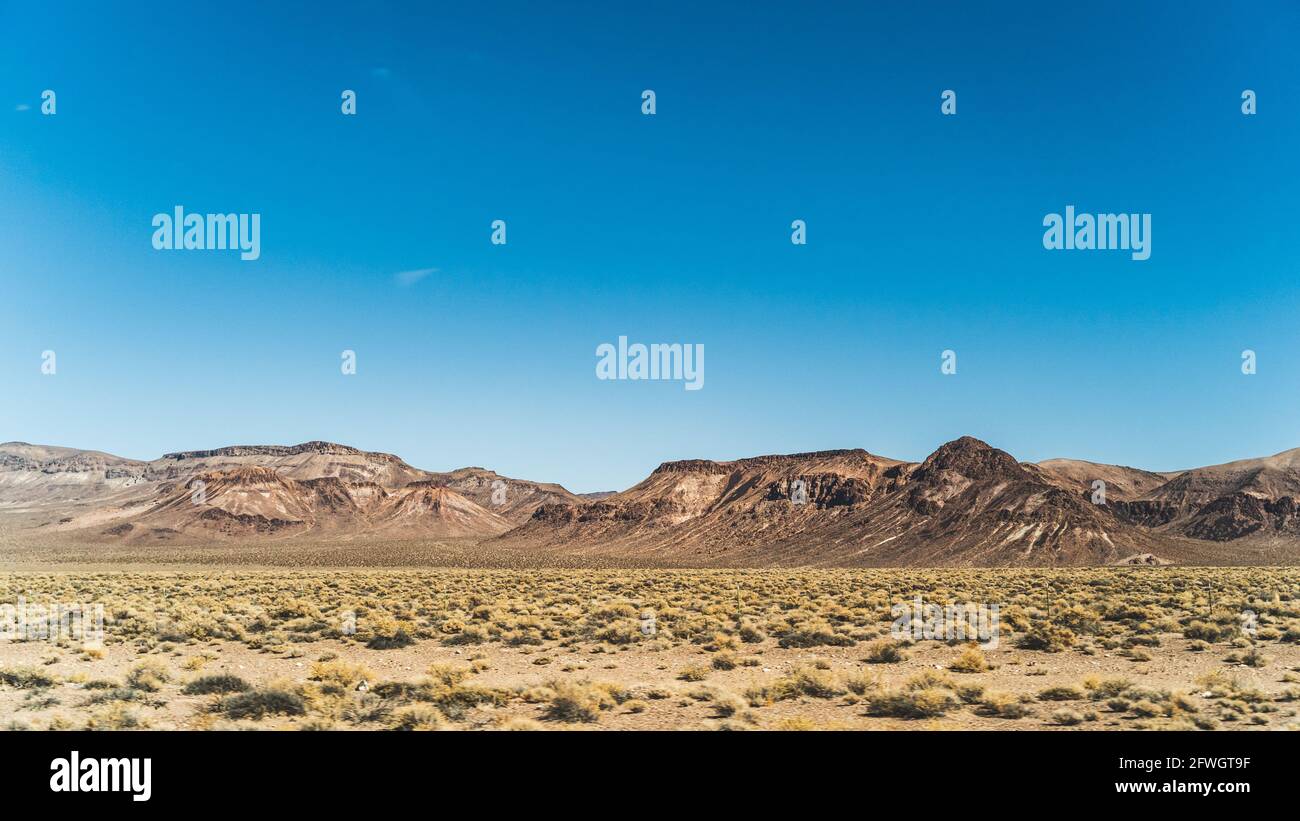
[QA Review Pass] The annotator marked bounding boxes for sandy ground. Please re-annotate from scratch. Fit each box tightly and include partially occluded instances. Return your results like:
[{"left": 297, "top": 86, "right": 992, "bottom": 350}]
[
  {"left": 3, "top": 630, "right": 1299, "bottom": 730},
  {"left": 2, "top": 566, "right": 1298, "bottom": 731}
]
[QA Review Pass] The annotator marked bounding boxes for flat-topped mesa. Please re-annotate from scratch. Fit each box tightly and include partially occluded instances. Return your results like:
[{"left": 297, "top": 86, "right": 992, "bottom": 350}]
[
  {"left": 652, "top": 459, "right": 733, "bottom": 475},
  {"left": 652, "top": 448, "right": 877, "bottom": 475},
  {"left": 160, "top": 441, "right": 404, "bottom": 463}
]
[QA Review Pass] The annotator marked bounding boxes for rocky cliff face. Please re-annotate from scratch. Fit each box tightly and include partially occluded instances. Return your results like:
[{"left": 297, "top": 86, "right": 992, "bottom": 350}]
[
  {"left": 90, "top": 465, "right": 515, "bottom": 542},
  {"left": 498, "top": 437, "right": 1300, "bottom": 566}
]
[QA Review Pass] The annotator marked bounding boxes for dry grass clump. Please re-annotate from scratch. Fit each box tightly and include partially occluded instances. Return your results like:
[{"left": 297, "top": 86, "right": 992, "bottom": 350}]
[
  {"left": 711, "top": 652, "right": 738, "bottom": 670},
  {"left": 1051, "top": 708, "right": 1085, "bottom": 726},
  {"left": 1053, "top": 605, "right": 1101, "bottom": 635},
  {"left": 125, "top": 659, "right": 171, "bottom": 692},
  {"left": 217, "top": 683, "right": 307, "bottom": 719},
  {"left": 1018, "top": 622, "right": 1076, "bottom": 652},
  {"left": 843, "top": 670, "right": 879, "bottom": 696},
  {"left": 864, "top": 671, "right": 961, "bottom": 719},
  {"left": 85, "top": 702, "right": 148, "bottom": 730},
  {"left": 369, "top": 664, "right": 508, "bottom": 722},
  {"left": 0, "top": 667, "right": 58, "bottom": 689},
  {"left": 712, "top": 691, "right": 752, "bottom": 719},
  {"left": 389, "top": 704, "right": 446, "bottom": 730},
  {"left": 1037, "top": 685, "right": 1085, "bottom": 701},
  {"left": 976, "top": 691, "right": 1035, "bottom": 719},
  {"left": 1225, "top": 648, "right": 1269, "bottom": 668},
  {"left": 867, "top": 688, "right": 956, "bottom": 719},
  {"left": 1183, "top": 619, "right": 1238, "bottom": 643},
  {"left": 947, "top": 645, "right": 988, "bottom": 673},
  {"left": 426, "top": 663, "right": 474, "bottom": 687},
  {"left": 182, "top": 674, "right": 250, "bottom": 695},
  {"left": 543, "top": 680, "right": 629, "bottom": 722},
  {"left": 863, "top": 639, "right": 908, "bottom": 664},
  {"left": 1082, "top": 676, "right": 1133, "bottom": 700},
  {"left": 776, "top": 623, "right": 855, "bottom": 649},
  {"left": 308, "top": 660, "right": 373, "bottom": 691},
  {"left": 748, "top": 665, "right": 848, "bottom": 706},
  {"left": 365, "top": 613, "right": 416, "bottom": 649}
]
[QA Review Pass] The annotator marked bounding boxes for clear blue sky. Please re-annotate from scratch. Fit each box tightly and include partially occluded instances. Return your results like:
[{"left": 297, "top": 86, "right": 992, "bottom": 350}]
[{"left": 2, "top": 1, "right": 1299, "bottom": 492}]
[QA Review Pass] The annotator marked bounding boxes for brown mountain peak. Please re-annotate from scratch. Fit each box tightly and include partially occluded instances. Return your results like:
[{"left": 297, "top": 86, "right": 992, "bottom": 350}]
[{"left": 914, "top": 436, "right": 1025, "bottom": 482}]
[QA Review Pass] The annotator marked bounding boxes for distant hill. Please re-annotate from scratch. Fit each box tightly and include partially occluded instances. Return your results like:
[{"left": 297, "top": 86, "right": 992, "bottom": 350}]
[
  {"left": 0, "top": 440, "right": 579, "bottom": 543},
  {"left": 6, "top": 437, "right": 1300, "bottom": 566}
]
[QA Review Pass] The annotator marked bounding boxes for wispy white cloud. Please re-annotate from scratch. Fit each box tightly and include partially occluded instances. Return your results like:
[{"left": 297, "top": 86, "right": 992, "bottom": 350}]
[{"left": 394, "top": 267, "right": 437, "bottom": 286}]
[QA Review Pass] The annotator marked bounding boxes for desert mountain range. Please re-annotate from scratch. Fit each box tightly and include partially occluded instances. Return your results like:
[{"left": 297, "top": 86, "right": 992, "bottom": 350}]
[
  {"left": 0, "top": 441, "right": 577, "bottom": 541},
  {"left": 4, "top": 437, "right": 1300, "bottom": 566}
]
